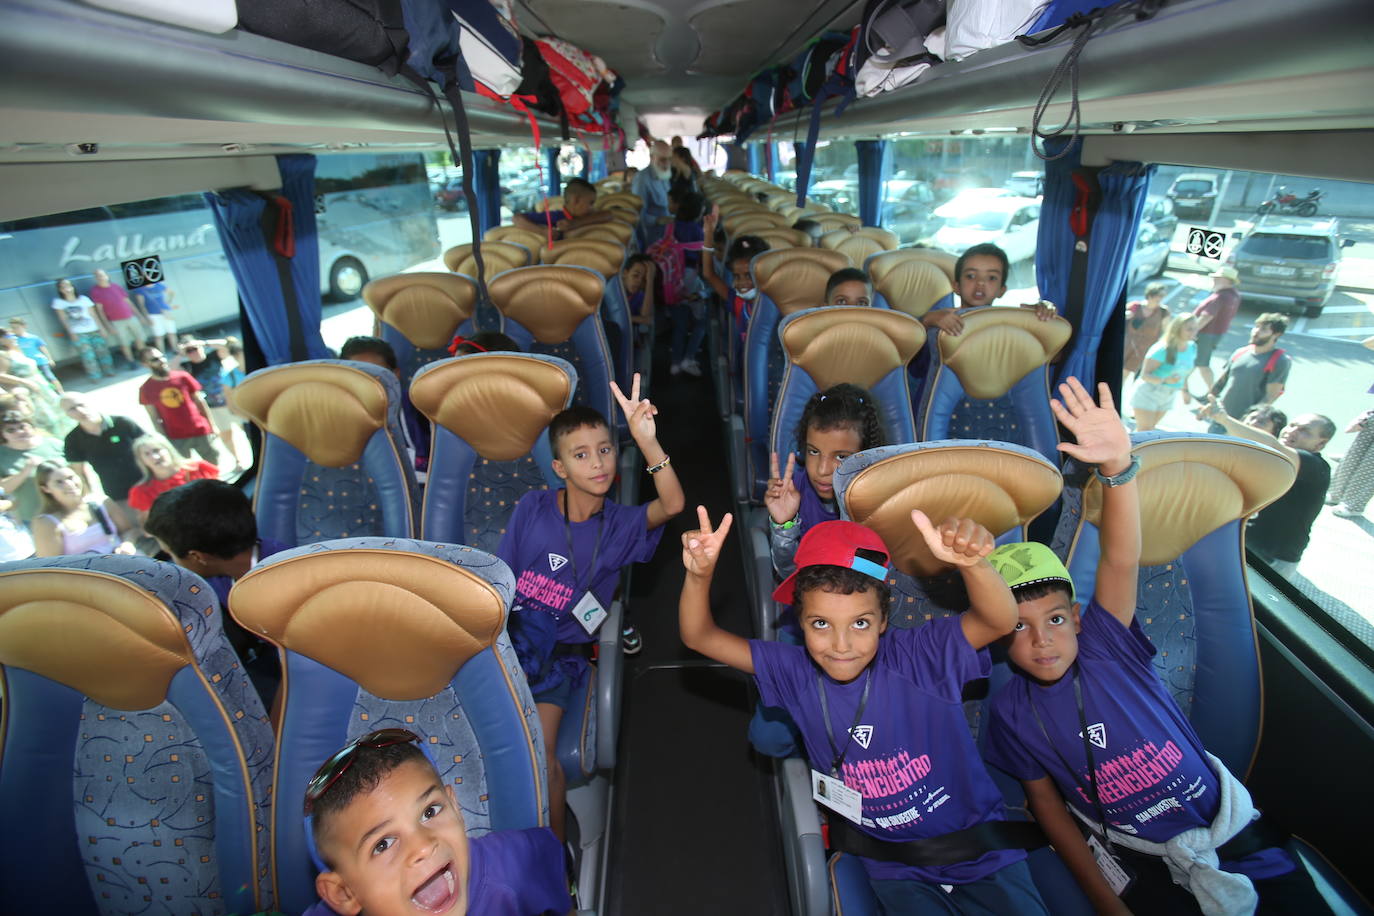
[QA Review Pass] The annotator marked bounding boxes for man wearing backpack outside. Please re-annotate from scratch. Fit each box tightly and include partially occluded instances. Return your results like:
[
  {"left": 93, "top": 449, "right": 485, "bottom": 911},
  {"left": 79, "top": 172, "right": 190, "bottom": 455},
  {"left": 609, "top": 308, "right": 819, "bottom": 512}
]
[
  {"left": 1188, "top": 266, "right": 1243, "bottom": 395},
  {"left": 632, "top": 140, "right": 673, "bottom": 247},
  {"left": 1205, "top": 312, "right": 1291, "bottom": 434}
]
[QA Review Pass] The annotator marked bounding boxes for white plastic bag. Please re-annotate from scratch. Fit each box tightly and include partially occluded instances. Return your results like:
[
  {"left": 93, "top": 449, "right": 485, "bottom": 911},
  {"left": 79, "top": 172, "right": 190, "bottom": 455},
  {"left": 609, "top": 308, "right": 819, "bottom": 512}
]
[
  {"left": 854, "top": 28, "right": 945, "bottom": 97},
  {"left": 945, "top": 0, "right": 1051, "bottom": 61}
]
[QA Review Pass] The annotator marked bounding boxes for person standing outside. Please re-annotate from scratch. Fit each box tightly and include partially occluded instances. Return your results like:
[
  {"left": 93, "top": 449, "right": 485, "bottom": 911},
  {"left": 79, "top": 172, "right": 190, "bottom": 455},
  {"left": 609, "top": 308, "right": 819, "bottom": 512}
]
[
  {"left": 1188, "top": 266, "right": 1242, "bottom": 396},
  {"left": 87, "top": 269, "right": 149, "bottom": 368},
  {"left": 60, "top": 393, "right": 147, "bottom": 520},
  {"left": 1122, "top": 282, "right": 1169, "bottom": 387},
  {"left": 7, "top": 317, "right": 63, "bottom": 393},
  {"left": 632, "top": 140, "right": 674, "bottom": 247},
  {"left": 137, "top": 346, "right": 219, "bottom": 465},
  {"left": 133, "top": 279, "right": 179, "bottom": 354},
  {"left": 1206, "top": 312, "right": 1291, "bottom": 433},
  {"left": 177, "top": 337, "right": 245, "bottom": 470},
  {"left": 50, "top": 278, "right": 115, "bottom": 380}
]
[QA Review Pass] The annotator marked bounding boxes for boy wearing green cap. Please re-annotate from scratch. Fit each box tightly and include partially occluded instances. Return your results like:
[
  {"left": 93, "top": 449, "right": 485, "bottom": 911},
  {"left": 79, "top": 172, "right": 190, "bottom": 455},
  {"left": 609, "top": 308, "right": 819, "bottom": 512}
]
[{"left": 983, "top": 378, "right": 1322, "bottom": 915}]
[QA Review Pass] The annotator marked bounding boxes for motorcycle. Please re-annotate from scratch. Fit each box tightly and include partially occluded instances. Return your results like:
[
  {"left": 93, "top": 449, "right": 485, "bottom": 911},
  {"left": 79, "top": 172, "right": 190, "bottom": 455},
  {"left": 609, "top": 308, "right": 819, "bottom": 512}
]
[{"left": 1256, "top": 187, "right": 1323, "bottom": 218}]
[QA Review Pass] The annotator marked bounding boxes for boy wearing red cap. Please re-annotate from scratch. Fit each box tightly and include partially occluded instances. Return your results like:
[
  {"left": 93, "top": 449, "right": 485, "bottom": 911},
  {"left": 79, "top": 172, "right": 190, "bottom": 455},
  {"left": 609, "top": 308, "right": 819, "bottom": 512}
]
[{"left": 678, "top": 507, "right": 1048, "bottom": 913}]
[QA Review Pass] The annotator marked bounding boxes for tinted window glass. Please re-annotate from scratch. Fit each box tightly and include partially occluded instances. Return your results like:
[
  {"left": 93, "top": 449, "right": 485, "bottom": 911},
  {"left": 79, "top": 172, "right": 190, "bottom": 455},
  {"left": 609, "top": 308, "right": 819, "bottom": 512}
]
[{"left": 1240, "top": 234, "right": 1332, "bottom": 260}]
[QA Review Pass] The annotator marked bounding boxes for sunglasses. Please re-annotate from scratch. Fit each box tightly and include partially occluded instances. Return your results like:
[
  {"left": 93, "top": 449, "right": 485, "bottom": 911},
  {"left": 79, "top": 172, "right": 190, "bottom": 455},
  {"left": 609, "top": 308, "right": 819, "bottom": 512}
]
[{"left": 303, "top": 727, "right": 421, "bottom": 815}]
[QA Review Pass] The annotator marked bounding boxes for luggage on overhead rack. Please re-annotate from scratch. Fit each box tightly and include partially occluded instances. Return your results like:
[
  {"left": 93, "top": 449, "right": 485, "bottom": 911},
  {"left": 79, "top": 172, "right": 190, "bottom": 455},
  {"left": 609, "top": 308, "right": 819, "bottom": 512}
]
[
  {"left": 945, "top": 0, "right": 1053, "bottom": 60},
  {"left": 450, "top": 0, "right": 524, "bottom": 96},
  {"left": 852, "top": 0, "right": 947, "bottom": 97}
]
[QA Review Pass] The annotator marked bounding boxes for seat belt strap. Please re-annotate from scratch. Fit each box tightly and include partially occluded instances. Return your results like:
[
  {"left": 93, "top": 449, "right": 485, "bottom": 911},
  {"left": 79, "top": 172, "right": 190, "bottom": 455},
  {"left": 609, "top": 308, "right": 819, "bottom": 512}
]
[{"left": 827, "top": 814, "right": 1047, "bottom": 868}]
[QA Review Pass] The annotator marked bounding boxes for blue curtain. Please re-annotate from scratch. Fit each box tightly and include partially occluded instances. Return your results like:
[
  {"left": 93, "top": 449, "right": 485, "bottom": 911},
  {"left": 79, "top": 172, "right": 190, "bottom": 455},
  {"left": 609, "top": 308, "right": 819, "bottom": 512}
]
[
  {"left": 855, "top": 140, "right": 889, "bottom": 228},
  {"left": 1033, "top": 138, "right": 1155, "bottom": 389},
  {"left": 544, "top": 147, "right": 562, "bottom": 197},
  {"left": 764, "top": 141, "right": 776, "bottom": 182},
  {"left": 474, "top": 149, "right": 503, "bottom": 233},
  {"left": 590, "top": 150, "right": 607, "bottom": 182},
  {"left": 792, "top": 140, "right": 811, "bottom": 200},
  {"left": 746, "top": 143, "right": 763, "bottom": 175},
  {"left": 204, "top": 155, "right": 329, "bottom": 366}
]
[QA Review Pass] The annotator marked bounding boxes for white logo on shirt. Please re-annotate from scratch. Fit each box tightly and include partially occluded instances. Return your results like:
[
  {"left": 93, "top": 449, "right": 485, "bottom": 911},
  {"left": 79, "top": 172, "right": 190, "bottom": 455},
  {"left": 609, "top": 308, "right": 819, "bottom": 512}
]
[
  {"left": 1080, "top": 722, "right": 1108, "bottom": 749},
  {"left": 548, "top": 553, "right": 568, "bottom": 572},
  {"left": 850, "top": 725, "right": 874, "bottom": 749}
]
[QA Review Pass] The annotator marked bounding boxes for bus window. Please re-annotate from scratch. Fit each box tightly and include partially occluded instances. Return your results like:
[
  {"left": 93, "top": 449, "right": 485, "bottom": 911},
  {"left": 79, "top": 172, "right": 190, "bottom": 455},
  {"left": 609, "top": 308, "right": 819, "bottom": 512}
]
[
  {"left": 1122, "top": 164, "right": 1374, "bottom": 646},
  {"left": 794, "top": 140, "right": 860, "bottom": 216},
  {"left": 0, "top": 153, "right": 442, "bottom": 365}
]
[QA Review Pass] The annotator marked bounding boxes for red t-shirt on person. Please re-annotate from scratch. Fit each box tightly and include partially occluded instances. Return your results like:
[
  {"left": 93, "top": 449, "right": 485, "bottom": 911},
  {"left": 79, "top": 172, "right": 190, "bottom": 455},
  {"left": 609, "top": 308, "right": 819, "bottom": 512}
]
[
  {"left": 1192, "top": 286, "right": 1241, "bottom": 336},
  {"left": 127, "top": 461, "right": 220, "bottom": 512},
  {"left": 139, "top": 371, "right": 214, "bottom": 439},
  {"left": 88, "top": 282, "right": 136, "bottom": 321}
]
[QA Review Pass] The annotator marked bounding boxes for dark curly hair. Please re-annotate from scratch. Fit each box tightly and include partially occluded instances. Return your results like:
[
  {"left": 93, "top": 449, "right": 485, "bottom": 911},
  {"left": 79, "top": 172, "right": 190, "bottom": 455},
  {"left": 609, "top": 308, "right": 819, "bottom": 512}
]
[
  {"left": 793, "top": 383, "right": 884, "bottom": 458},
  {"left": 794, "top": 551, "right": 891, "bottom": 617},
  {"left": 549, "top": 405, "right": 610, "bottom": 457},
  {"left": 726, "top": 234, "right": 770, "bottom": 269}
]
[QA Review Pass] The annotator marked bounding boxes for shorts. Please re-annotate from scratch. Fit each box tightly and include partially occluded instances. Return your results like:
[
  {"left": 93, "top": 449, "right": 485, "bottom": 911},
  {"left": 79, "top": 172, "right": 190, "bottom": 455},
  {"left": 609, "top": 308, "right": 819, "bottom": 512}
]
[
  {"left": 1131, "top": 380, "right": 1180, "bottom": 413},
  {"left": 531, "top": 652, "right": 590, "bottom": 710},
  {"left": 1195, "top": 332, "right": 1223, "bottom": 365},
  {"left": 870, "top": 858, "right": 1047, "bottom": 915},
  {"left": 208, "top": 403, "right": 236, "bottom": 431},
  {"left": 146, "top": 313, "right": 177, "bottom": 337},
  {"left": 109, "top": 317, "right": 145, "bottom": 348}
]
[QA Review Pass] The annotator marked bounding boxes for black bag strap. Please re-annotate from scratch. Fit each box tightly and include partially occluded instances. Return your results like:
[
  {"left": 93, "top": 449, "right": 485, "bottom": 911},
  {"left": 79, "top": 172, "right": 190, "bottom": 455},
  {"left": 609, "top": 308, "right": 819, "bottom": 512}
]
[
  {"left": 89, "top": 501, "right": 114, "bottom": 536},
  {"left": 827, "top": 813, "right": 1047, "bottom": 868}
]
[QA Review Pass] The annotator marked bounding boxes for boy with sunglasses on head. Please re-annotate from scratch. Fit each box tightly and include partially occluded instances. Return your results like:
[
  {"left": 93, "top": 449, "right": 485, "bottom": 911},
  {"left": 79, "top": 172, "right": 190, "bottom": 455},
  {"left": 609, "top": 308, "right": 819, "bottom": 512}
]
[
  {"left": 983, "top": 378, "right": 1324, "bottom": 915},
  {"left": 302, "top": 729, "right": 572, "bottom": 916},
  {"left": 680, "top": 510, "right": 1049, "bottom": 913}
]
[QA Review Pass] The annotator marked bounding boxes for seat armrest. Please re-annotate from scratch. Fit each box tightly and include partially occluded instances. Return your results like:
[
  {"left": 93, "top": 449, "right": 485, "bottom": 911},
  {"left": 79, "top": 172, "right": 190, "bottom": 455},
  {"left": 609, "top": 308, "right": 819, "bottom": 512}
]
[
  {"left": 746, "top": 509, "right": 775, "bottom": 640},
  {"left": 729, "top": 415, "right": 749, "bottom": 508},
  {"left": 780, "top": 756, "right": 832, "bottom": 916},
  {"left": 596, "top": 598, "right": 624, "bottom": 769}
]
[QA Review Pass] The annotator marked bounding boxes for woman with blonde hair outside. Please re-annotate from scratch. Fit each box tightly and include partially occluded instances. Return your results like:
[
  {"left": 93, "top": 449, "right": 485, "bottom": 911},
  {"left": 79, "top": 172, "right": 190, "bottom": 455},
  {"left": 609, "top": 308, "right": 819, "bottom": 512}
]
[
  {"left": 1131, "top": 313, "right": 1198, "bottom": 432},
  {"left": 126, "top": 432, "right": 218, "bottom": 522},
  {"left": 32, "top": 461, "right": 138, "bottom": 556}
]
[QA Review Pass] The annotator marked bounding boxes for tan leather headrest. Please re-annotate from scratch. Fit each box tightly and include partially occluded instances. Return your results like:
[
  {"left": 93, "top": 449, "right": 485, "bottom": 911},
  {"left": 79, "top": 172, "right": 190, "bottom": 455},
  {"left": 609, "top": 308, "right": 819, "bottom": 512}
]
[
  {"left": 810, "top": 213, "right": 862, "bottom": 232},
  {"left": 442, "top": 241, "right": 529, "bottom": 276},
  {"left": 826, "top": 234, "right": 889, "bottom": 267},
  {"left": 567, "top": 220, "right": 633, "bottom": 246},
  {"left": 362, "top": 273, "right": 477, "bottom": 351},
  {"left": 938, "top": 309, "right": 1072, "bottom": 399},
  {"left": 0, "top": 568, "right": 196, "bottom": 710},
  {"left": 782, "top": 307, "right": 925, "bottom": 390},
  {"left": 731, "top": 214, "right": 791, "bottom": 235},
  {"left": 489, "top": 265, "right": 603, "bottom": 344},
  {"left": 1082, "top": 437, "right": 1297, "bottom": 566},
  {"left": 484, "top": 225, "right": 547, "bottom": 253},
  {"left": 868, "top": 248, "right": 958, "bottom": 286},
  {"left": 230, "top": 549, "right": 505, "bottom": 701},
  {"left": 536, "top": 196, "right": 564, "bottom": 212},
  {"left": 751, "top": 228, "right": 811, "bottom": 251},
  {"left": 822, "top": 227, "right": 898, "bottom": 250},
  {"left": 540, "top": 238, "right": 625, "bottom": 277},
  {"left": 410, "top": 354, "right": 573, "bottom": 461},
  {"left": 754, "top": 248, "right": 853, "bottom": 316},
  {"left": 232, "top": 364, "right": 387, "bottom": 467},
  {"left": 596, "top": 192, "right": 642, "bottom": 211},
  {"left": 844, "top": 444, "right": 1063, "bottom": 577},
  {"left": 874, "top": 260, "right": 954, "bottom": 320}
]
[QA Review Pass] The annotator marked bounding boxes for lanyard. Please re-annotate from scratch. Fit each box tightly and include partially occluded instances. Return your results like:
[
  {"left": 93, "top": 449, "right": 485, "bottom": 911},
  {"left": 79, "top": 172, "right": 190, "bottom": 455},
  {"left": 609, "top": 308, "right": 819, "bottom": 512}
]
[
  {"left": 560, "top": 489, "right": 605, "bottom": 595},
  {"left": 816, "top": 669, "right": 873, "bottom": 778},
  {"left": 1026, "top": 665, "right": 1116, "bottom": 853}
]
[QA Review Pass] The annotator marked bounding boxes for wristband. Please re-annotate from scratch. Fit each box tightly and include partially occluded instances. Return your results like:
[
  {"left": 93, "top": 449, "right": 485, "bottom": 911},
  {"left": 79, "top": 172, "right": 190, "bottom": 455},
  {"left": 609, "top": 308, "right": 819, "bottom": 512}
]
[
  {"left": 1094, "top": 456, "right": 1140, "bottom": 488},
  {"left": 646, "top": 454, "right": 671, "bottom": 475},
  {"left": 770, "top": 515, "right": 798, "bottom": 531},
  {"left": 701, "top": 246, "right": 716, "bottom": 252}
]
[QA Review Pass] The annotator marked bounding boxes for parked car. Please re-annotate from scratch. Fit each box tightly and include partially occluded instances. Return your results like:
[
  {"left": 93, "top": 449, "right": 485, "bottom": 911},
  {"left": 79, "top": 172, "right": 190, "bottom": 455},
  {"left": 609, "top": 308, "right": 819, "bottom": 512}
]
[
  {"left": 882, "top": 180, "right": 938, "bottom": 244},
  {"left": 1125, "top": 221, "right": 1171, "bottom": 289},
  {"left": 1166, "top": 172, "right": 1221, "bottom": 219},
  {"left": 1003, "top": 170, "right": 1045, "bottom": 197},
  {"left": 433, "top": 178, "right": 469, "bottom": 212},
  {"left": 930, "top": 196, "right": 1041, "bottom": 263},
  {"left": 1141, "top": 195, "right": 1178, "bottom": 241},
  {"left": 1227, "top": 217, "right": 1354, "bottom": 317}
]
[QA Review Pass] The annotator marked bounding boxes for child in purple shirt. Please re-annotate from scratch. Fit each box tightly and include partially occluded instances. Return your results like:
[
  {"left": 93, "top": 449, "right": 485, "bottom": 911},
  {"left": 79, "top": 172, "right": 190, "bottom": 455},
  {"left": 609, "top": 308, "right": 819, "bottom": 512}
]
[
  {"left": 983, "top": 378, "right": 1324, "bottom": 915},
  {"left": 496, "top": 374, "right": 684, "bottom": 842},
  {"left": 680, "top": 509, "right": 1049, "bottom": 913},
  {"left": 303, "top": 730, "right": 572, "bottom": 916}
]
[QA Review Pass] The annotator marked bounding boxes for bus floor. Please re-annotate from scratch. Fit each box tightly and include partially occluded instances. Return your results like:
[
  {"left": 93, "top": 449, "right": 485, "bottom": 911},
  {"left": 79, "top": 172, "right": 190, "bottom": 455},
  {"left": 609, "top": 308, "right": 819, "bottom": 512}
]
[{"left": 603, "top": 336, "right": 790, "bottom": 914}]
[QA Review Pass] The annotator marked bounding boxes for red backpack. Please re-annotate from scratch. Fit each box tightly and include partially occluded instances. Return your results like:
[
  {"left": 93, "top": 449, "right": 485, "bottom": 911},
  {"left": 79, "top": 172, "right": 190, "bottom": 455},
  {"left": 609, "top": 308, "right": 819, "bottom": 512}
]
[{"left": 646, "top": 223, "right": 704, "bottom": 307}]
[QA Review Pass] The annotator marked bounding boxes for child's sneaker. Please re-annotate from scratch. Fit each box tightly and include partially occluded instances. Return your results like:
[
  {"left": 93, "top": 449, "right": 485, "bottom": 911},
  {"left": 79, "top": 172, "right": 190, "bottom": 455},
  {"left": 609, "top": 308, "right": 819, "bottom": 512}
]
[
  {"left": 621, "top": 625, "right": 643, "bottom": 656},
  {"left": 681, "top": 359, "right": 702, "bottom": 377}
]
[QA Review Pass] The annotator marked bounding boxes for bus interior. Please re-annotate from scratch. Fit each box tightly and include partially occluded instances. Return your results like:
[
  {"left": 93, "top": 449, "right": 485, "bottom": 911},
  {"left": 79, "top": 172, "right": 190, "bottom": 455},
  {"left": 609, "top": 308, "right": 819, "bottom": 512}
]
[{"left": 1, "top": 0, "right": 1372, "bottom": 913}]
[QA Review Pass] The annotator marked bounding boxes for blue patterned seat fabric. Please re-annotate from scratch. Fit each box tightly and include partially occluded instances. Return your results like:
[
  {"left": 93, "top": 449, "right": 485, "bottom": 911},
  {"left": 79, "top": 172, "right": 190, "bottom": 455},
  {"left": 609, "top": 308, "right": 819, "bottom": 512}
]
[
  {"left": 0, "top": 555, "right": 274, "bottom": 916},
  {"left": 466, "top": 455, "right": 550, "bottom": 555}
]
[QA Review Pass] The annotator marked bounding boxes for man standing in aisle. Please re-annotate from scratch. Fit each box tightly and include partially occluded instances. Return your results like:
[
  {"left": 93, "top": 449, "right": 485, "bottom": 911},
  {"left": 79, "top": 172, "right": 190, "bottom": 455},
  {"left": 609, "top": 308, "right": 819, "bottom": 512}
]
[{"left": 632, "top": 140, "right": 673, "bottom": 247}]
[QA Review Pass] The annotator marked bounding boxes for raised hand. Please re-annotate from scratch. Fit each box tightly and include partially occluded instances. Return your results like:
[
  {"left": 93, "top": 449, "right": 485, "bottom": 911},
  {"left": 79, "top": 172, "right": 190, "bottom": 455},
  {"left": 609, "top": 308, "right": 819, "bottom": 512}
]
[
  {"left": 1050, "top": 377, "right": 1131, "bottom": 471},
  {"left": 703, "top": 204, "right": 720, "bottom": 239},
  {"left": 610, "top": 373, "right": 658, "bottom": 445},
  {"left": 1020, "top": 299, "right": 1058, "bottom": 321},
  {"left": 682, "top": 505, "right": 734, "bottom": 579},
  {"left": 765, "top": 451, "right": 801, "bottom": 525},
  {"left": 924, "top": 309, "right": 965, "bottom": 336},
  {"left": 911, "top": 509, "right": 996, "bottom": 568}
]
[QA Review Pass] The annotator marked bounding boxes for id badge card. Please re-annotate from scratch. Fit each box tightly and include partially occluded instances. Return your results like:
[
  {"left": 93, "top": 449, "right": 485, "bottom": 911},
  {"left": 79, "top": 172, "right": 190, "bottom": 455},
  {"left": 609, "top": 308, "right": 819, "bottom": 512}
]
[
  {"left": 572, "top": 590, "right": 608, "bottom": 635},
  {"left": 811, "top": 769, "right": 863, "bottom": 825},
  {"left": 1086, "top": 834, "right": 1135, "bottom": 896}
]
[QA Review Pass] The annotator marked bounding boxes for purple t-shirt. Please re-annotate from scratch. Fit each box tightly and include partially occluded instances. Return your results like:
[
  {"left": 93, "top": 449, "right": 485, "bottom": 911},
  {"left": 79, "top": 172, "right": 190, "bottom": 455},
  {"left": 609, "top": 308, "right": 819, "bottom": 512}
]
[
  {"left": 301, "top": 826, "right": 571, "bottom": 916},
  {"left": 793, "top": 463, "right": 837, "bottom": 533},
  {"left": 88, "top": 282, "right": 136, "bottom": 321},
  {"left": 496, "top": 489, "right": 662, "bottom": 644},
  {"left": 985, "top": 600, "right": 1222, "bottom": 843},
  {"left": 674, "top": 219, "right": 704, "bottom": 269},
  {"left": 519, "top": 209, "right": 567, "bottom": 230},
  {"left": 750, "top": 616, "right": 1024, "bottom": 885}
]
